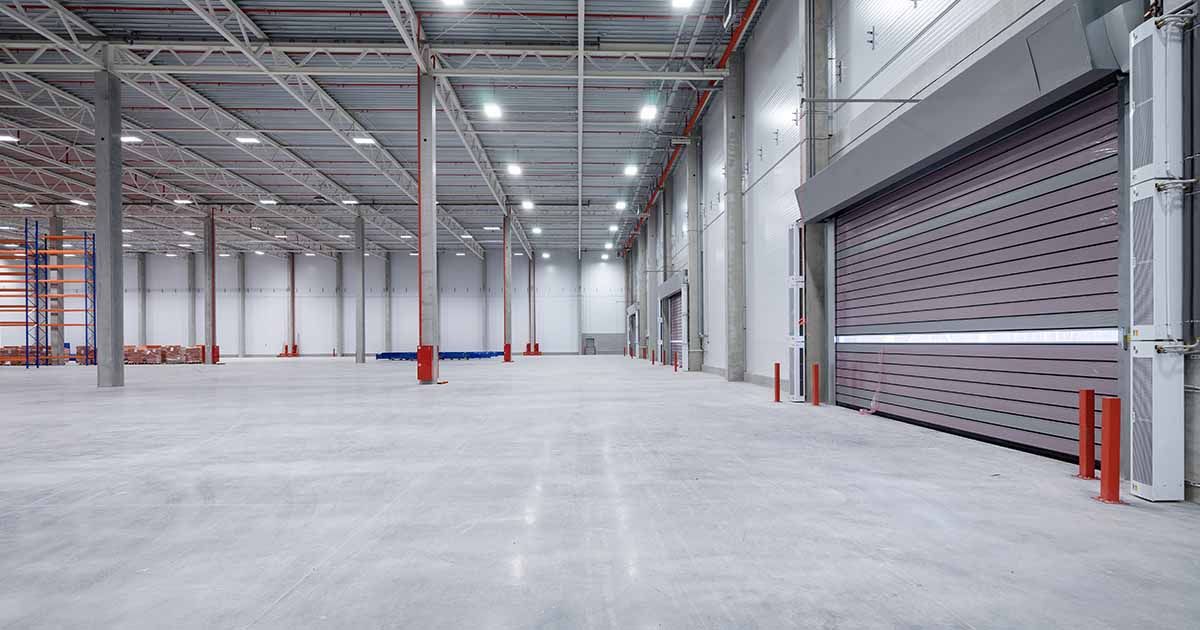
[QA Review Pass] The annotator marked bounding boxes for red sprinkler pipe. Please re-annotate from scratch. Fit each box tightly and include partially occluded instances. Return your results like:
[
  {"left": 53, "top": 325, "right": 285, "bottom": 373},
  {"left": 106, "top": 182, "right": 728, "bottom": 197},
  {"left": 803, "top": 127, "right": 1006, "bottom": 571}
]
[
  {"left": 1077, "top": 389, "right": 1096, "bottom": 480},
  {"left": 1096, "top": 397, "right": 1123, "bottom": 504}
]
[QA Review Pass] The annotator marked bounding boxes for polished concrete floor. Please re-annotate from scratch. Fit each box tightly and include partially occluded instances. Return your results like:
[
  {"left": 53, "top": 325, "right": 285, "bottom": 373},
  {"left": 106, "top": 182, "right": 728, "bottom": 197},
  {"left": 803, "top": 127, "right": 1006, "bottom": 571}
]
[{"left": 1, "top": 355, "right": 1198, "bottom": 629}]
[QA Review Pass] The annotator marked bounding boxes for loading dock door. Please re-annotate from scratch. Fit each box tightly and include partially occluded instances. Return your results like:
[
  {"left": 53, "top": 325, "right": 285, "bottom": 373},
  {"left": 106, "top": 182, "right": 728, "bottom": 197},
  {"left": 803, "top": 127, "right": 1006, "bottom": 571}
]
[
  {"left": 834, "top": 85, "right": 1121, "bottom": 457},
  {"left": 667, "top": 292, "right": 684, "bottom": 364}
]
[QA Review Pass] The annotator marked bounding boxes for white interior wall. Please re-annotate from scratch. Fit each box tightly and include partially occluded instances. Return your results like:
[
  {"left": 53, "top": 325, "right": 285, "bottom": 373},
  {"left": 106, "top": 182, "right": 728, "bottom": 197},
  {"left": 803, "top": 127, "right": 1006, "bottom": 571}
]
[
  {"left": 829, "top": 0, "right": 1068, "bottom": 159},
  {"left": 87, "top": 246, "right": 617, "bottom": 358},
  {"left": 668, "top": 165, "right": 689, "bottom": 274}
]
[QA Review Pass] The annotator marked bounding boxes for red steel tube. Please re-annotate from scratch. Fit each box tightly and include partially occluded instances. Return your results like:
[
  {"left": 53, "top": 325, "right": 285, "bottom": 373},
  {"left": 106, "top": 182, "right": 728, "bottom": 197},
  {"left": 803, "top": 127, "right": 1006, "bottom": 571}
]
[
  {"left": 1097, "top": 397, "right": 1122, "bottom": 504},
  {"left": 774, "top": 362, "right": 781, "bottom": 403},
  {"left": 811, "top": 363, "right": 821, "bottom": 407},
  {"left": 1077, "top": 389, "right": 1096, "bottom": 480}
]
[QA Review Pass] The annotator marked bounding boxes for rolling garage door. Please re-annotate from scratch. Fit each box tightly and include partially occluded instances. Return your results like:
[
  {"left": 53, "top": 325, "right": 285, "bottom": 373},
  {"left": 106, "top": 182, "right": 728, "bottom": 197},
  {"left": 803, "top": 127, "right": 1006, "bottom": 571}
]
[
  {"left": 667, "top": 292, "right": 684, "bottom": 365},
  {"left": 834, "top": 85, "right": 1121, "bottom": 457}
]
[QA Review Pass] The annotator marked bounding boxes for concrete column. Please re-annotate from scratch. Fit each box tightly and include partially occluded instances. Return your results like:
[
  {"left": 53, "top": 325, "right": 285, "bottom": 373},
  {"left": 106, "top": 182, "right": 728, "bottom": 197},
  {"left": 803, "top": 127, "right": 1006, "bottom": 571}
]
[
  {"left": 482, "top": 251, "right": 489, "bottom": 350},
  {"left": 662, "top": 180, "right": 672, "bottom": 280},
  {"left": 686, "top": 141, "right": 704, "bottom": 371},
  {"left": 186, "top": 252, "right": 196, "bottom": 346},
  {"left": 417, "top": 71, "right": 439, "bottom": 383},
  {"left": 529, "top": 252, "right": 537, "bottom": 348},
  {"left": 645, "top": 199, "right": 659, "bottom": 360},
  {"left": 804, "top": 0, "right": 834, "bottom": 403},
  {"left": 202, "top": 210, "right": 216, "bottom": 363},
  {"left": 236, "top": 251, "right": 245, "bottom": 357},
  {"left": 335, "top": 252, "right": 344, "bottom": 356},
  {"left": 286, "top": 252, "right": 296, "bottom": 354},
  {"left": 383, "top": 251, "right": 393, "bottom": 353},
  {"left": 355, "top": 215, "right": 366, "bottom": 364},
  {"left": 47, "top": 214, "right": 64, "bottom": 362},
  {"left": 724, "top": 51, "right": 747, "bottom": 382},
  {"left": 137, "top": 252, "right": 147, "bottom": 346},
  {"left": 503, "top": 213, "right": 513, "bottom": 360},
  {"left": 637, "top": 230, "right": 649, "bottom": 354},
  {"left": 576, "top": 253, "right": 584, "bottom": 354},
  {"left": 93, "top": 47, "right": 124, "bottom": 388}
]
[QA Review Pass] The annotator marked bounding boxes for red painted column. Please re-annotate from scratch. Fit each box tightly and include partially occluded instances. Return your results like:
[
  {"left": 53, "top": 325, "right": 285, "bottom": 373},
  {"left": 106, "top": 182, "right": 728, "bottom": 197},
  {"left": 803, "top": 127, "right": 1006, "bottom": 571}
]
[
  {"left": 1096, "top": 397, "right": 1122, "bottom": 504},
  {"left": 1077, "top": 389, "right": 1096, "bottom": 480}
]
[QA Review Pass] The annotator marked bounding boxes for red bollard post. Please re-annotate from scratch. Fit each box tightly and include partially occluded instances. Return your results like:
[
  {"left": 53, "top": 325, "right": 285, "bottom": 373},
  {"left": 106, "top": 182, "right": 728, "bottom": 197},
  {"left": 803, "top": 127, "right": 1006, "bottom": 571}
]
[
  {"left": 1077, "top": 389, "right": 1096, "bottom": 479},
  {"left": 1096, "top": 397, "right": 1123, "bottom": 504},
  {"left": 774, "top": 362, "right": 781, "bottom": 403},
  {"left": 674, "top": 352, "right": 679, "bottom": 373},
  {"left": 811, "top": 363, "right": 821, "bottom": 406},
  {"left": 651, "top": 350, "right": 655, "bottom": 365}
]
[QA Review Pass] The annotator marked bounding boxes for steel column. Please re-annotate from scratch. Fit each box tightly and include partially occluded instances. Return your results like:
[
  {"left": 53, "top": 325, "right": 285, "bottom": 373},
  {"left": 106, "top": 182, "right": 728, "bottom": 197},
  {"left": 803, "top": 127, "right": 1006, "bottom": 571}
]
[
  {"left": 286, "top": 252, "right": 296, "bottom": 355},
  {"left": 94, "top": 46, "right": 124, "bottom": 387},
  {"left": 417, "top": 71, "right": 439, "bottom": 383},
  {"left": 503, "top": 213, "right": 513, "bottom": 361},
  {"left": 355, "top": 214, "right": 366, "bottom": 364},
  {"left": 383, "top": 251, "right": 393, "bottom": 353},
  {"left": 803, "top": 0, "right": 833, "bottom": 403},
  {"left": 724, "top": 51, "right": 746, "bottom": 382},
  {"left": 186, "top": 252, "right": 196, "bottom": 347},
  {"left": 335, "top": 252, "right": 344, "bottom": 357},
  {"left": 137, "top": 252, "right": 147, "bottom": 346},
  {"left": 236, "top": 251, "right": 245, "bottom": 357},
  {"left": 203, "top": 210, "right": 216, "bottom": 363},
  {"left": 686, "top": 141, "right": 704, "bottom": 371}
]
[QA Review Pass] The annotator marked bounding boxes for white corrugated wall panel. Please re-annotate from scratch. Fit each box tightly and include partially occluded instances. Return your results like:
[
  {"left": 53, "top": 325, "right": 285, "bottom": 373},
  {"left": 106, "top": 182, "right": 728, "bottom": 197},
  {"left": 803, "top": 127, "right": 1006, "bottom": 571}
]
[
  {"left": 581, "top": 253, "right": 623, "bottom": 335},
  {"left": 745, "top": 0, "right": 802, "bottom": 185},
  {"left": 145, "top": 254, "right": 189, "bottom": 346},
  {"left": 829, "top": 0, "right": 1061, "bottom": 159}
]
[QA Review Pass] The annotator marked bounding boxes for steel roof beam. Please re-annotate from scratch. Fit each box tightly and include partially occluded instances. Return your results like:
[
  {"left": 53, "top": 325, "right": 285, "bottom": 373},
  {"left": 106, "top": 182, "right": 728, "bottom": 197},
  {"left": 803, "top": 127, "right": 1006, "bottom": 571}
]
[
  {"left": 179, "top": 0, "right": 481, "bottom": 259},
  {"left": 380, "top": 0, "right": 531, "bottom": 259}
]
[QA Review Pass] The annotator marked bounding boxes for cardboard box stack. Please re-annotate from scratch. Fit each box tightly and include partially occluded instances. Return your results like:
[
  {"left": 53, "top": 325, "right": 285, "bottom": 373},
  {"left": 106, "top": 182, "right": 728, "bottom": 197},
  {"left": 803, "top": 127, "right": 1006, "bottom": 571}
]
[{"left": 162, "top": 345, "right": 185, "bottom": 364}]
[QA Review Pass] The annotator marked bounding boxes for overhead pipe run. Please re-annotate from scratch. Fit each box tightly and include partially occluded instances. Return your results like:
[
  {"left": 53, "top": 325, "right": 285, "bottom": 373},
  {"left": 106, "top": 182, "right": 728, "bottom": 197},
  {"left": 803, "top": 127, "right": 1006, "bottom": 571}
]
[{"left": 620, "top": 0, "right": 763, "bottom": 255}]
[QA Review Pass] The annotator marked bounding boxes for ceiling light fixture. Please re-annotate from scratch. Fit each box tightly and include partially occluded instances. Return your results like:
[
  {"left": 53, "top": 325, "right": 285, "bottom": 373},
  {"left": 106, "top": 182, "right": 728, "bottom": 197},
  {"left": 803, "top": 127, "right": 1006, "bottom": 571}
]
[
  {"left": 409, "top": 252, "right": 419, "bottom": 256},
  {"left": 608, "top": 224, "right": 618, "bottom": 232},
  {"left": 235, "top": 136, "right": 260, "bottom": 144},
  {"left": 120, "top": 135, "right": 143, "bottom": 144},
  {"left": 254, "top": 250, "right": 265, "bottom": 256},
  {"left": 601, "top": 254, "right": 610, "bottom": 261},
  {"left": 672, "top": 0, "right": 695, "bottom": 7},
  {"left": 274, "top": 234, "right": 287, "bottom": 239},
  {"left": 342, "top": 200, "right": 359, "bottom": 206},
  {"left": 339, "top": 234, "right": 351, "bottom": 239},
  {"left": 461, "top": 234, "right": 473, "bottom": 239},
  {"left": 604, "top": 242, "right": 613, "bottom": 250},
  {"left": 541, "top": 252, "right": 550, "bottom": 259},
  {"left": 455, "top": 252, "right": 466, "bottom": 256},
  {"left": 0, "top": 134, "right": 18, "bottom": 143},
  {"left": 258, "top": 199, "right": 278, "bottom": 206},
  {"left": 521, "top": 200, "right": 534, "bottom": 210},
  {"left": 172, "top": 199, "right": 193, "bottom": 205},
  {"left": 182, "top": 230, "right": 195, "bottom": 236},
  {"left": 165, "top": 253, "right": 178, "bottom": 257},
  {"left": 624, "top": 165, "right": 638, "bottom": 177},
  {"left": 507, "top": 163, "right": 523, "bottom": 176},
  {"left": 122, "top": 243, "right": 131, "bottom": 248},
  {"left": 352, "top": 137, "right": 376, "bottom": 145},
  {"left": 13, "top": 202, "right": 32, "bottom": 208},
  {"left": 304, "top": 253, "right": 316, "bottom": 257},
  {"left": 483, "top": 226, "right": 501, "bottom": 231},
  {"left": 400, "top": 234, "right": 413, "bottom": 239},
  {"left": 531, "top": 226, "right": 542, "bottom": 235},
  {"left": 219, "top": 253, "right": 231, "bottom": 257},
  {"left": 177, "top": 243, "right": 191, "bottom": 248},
  {"left": 121, "top": 228, "right": 133, "bottom": 233},
  {"left": 639, "top": 104, "right": 658, "bottom": 121},
  {"left": 483, "top": 102, "right": 503, "bottom": 119},
  {"left": 615, "top": 201, "right": 627, "bottom": 211},
  {"left": 69, "top": 199, "right": 89, "bottom": 206}
]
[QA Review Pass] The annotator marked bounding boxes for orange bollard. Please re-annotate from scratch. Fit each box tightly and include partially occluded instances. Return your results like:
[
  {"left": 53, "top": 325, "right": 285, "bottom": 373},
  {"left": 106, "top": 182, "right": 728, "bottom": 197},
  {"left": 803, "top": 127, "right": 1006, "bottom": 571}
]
[
  {"left": 774, "top": 362, "right": 781, "bottom": 403},
  {"left": 811, "top": 363, "right": 821, "bottom": 406},
  {"left": 674, "top": 352, "right": 678, "bottom": 373},
  {"left": 1077, "top": 389, "right": 1096, "bottom": 480},
  {"left": 1096, "top": 397, "right": 1123, "bottom": 504},
  {"left": 651, "top": 350, "right": 655, "bottom": 365}
]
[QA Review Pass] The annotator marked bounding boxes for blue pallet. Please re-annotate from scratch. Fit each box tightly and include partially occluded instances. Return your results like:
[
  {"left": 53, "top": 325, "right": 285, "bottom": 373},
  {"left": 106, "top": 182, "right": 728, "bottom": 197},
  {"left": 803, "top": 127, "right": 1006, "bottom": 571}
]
[{"left": 376, "top": 351, "right": 504, "bottom": 361}]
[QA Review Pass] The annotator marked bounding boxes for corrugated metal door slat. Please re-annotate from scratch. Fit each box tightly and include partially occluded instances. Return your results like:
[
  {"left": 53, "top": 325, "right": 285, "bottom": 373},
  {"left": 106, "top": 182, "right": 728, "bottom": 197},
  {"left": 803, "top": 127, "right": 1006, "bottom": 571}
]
[{"left": 833, "top": 86, "right": 1120, "bottom": 457}]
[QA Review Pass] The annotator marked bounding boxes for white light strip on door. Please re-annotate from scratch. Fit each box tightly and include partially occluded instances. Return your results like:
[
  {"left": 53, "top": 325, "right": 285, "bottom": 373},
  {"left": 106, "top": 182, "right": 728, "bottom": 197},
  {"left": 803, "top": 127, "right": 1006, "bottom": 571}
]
[{"left": 835, "top": 328, "right": 1120, "bottom": 345}]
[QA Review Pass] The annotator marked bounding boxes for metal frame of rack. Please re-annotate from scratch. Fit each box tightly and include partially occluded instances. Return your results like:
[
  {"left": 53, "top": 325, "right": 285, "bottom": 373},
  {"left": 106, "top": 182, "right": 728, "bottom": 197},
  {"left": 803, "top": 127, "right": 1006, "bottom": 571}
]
[{"left": 0, "top": 219, "right": 96, "bottom": 367}]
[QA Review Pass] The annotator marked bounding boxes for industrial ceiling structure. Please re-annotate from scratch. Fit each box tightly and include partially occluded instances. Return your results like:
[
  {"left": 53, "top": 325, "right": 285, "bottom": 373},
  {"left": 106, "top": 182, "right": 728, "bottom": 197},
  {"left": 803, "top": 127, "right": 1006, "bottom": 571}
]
[{"left": 0, "top": 0, "right": 745, "bottom": 260}]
